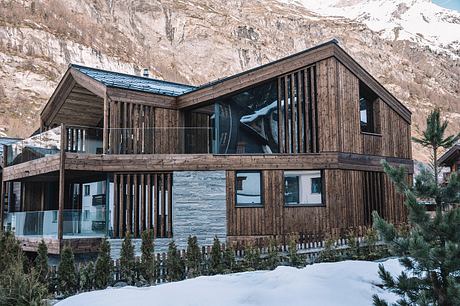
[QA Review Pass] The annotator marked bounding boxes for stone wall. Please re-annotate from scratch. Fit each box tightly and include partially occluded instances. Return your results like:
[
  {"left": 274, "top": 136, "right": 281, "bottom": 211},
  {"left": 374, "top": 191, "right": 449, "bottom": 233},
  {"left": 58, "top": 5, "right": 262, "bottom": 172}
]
[{"left": 110, "top": 170, "right": 227, "bottom": 258}]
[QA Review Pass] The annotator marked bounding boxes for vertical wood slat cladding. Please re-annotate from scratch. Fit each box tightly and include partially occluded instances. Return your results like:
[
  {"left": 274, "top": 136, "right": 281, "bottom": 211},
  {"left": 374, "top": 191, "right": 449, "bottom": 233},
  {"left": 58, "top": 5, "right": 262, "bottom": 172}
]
[
  {"left": 362, "top": 171, "right": 385, "bottom": 226},
  {"left": 277, "top": 66, "right": 318, "bottom": 153},
  {"left": 112, "top": 172, "right": 172, "bottom": 238},
  {"left": 185, "top": 112, "right": 211, "bottom": 153},
  {"left": 317, "top": 59, "right": 411, "bottom": 159},
  {"left": 227, "top": 169, "right": 406, "bottom": 238},
  {"left": 108, "top": 101, "right": 181, "bottom": 155}
]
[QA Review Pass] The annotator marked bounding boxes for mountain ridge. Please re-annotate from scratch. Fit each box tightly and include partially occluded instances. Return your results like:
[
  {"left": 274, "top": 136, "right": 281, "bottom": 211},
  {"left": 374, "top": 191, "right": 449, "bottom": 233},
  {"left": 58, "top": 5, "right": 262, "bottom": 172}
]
[{"left": 0, "top": 0, "right": 458, "bottom": 162}]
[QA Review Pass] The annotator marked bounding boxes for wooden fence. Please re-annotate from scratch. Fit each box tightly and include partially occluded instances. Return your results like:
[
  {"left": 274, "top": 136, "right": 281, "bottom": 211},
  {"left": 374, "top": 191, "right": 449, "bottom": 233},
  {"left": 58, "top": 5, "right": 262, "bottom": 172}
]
[{"left": 49, "top": 233, "right": 382, "bottom": 287}]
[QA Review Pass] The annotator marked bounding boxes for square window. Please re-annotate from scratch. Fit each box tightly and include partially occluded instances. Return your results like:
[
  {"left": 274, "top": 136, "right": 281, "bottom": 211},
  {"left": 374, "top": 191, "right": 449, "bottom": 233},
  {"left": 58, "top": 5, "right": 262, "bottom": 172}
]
[
  {"left": 284, "top": 171, "right": 323, "bottom": 205},
  {"left": 236, "top": 171, "right": 262, "bottom": 206}
]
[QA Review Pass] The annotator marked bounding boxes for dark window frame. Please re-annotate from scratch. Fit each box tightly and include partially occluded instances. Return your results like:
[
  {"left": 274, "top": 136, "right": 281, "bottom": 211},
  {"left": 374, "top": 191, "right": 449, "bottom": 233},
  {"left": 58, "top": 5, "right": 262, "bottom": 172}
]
[
  {"left": 84, "top": 184, "right": 90, "bottom": 196},
  {"left": 359, "top": 82, "right": 380, "bottom": 134},
  {"left": 235, "top": 170, "right": 264, "bottom": 207},
  {"left": 283, "top": 170, "right": 325, "bottom": 207}
]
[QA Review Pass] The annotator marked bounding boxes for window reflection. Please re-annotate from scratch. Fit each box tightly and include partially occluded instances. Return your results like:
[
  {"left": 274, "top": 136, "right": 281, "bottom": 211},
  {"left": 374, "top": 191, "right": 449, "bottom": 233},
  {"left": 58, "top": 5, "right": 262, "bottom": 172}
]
[{"left": 236, "top": 171, "right": 262, "bottom": 206}]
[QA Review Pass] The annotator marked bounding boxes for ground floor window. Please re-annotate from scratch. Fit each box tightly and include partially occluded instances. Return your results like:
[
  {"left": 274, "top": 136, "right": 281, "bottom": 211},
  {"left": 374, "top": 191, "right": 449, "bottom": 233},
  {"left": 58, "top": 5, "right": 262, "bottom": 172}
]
[
  {"left": 236, "top": 171, "right": 263, "bottom": 206},
  {"left": 284, "top": 170, "right": 323, "bottom": 205}
]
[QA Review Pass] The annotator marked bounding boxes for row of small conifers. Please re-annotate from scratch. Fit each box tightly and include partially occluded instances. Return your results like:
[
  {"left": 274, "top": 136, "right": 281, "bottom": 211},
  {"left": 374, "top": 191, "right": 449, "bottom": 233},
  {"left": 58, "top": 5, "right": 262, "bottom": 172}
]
[{"left": 0, "top": 228, "right": 390, "bottom": 305}]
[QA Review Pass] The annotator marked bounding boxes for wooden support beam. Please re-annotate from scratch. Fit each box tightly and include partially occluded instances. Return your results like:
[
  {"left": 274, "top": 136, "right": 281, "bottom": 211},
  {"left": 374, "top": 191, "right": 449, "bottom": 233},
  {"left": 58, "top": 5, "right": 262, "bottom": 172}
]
[
  {"left": 113, "top": 174, "right": 119, "bottom": 238},
  {"left": 140, "top": 174, "right": 146, "bottom": 233},
  {"left": 167, "top": 173, "right": 173, "bottom": 238},
  {"left": 133, "top": 174, "right": 139, "bottom": 238},
  {"left": 58, "top": 124, "right": 67, "bottom": 241},
  {"left": 161, "top": 173, "right": 166, "bottom": 238},
  {"left": 103, "top": 95, "right": 109, "bottom": 153},
  {"left": 118, "top": 174, "right": 125, "bottom": 238},
  {"left": 147, "top": 174, "right": 152, "bottom": 231},
  {"left": 126, "top": 174, "right": 132, "bottom": 235},
  {"left": 0, "top": 145, "right": 7, "bottom": 231}
]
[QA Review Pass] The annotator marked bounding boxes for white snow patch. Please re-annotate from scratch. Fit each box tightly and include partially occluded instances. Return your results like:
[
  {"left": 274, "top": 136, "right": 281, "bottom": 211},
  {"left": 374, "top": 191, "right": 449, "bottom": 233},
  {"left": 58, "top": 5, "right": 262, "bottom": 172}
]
[
  {"left": 57, "top": 258, "right": 404, "bottom": 306},
  {"left": 281, "top": 0, "right": 460, "bottom": 58}
]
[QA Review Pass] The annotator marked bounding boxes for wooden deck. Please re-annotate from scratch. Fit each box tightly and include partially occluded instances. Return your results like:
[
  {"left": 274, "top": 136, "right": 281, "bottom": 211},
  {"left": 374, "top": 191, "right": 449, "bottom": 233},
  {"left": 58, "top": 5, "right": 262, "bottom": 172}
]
[{"left": 17, "top": 236, "right": 103, "bottom": 254}]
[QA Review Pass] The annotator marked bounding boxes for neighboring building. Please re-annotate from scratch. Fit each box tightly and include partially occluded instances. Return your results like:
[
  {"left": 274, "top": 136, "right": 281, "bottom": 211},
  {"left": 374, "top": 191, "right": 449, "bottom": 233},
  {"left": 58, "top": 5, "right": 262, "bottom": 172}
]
[
  {"left": 438, "top": 144, "right": 460, "bottom": 182},
  {"left": 0, "top": 40, "right": 413, "bottom": 255}
]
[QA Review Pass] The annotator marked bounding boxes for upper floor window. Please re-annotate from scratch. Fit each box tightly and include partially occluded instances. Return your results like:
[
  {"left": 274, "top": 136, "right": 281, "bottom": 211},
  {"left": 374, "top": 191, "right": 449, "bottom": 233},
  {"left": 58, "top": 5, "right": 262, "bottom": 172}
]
[
  {"left": 284, "top": 170, "right": 323, "bottom": 206},
  {"left": 236, "top": 171, "right": 263, "bottom": 207},
  {"left": 84, "top": 185, "right": 90, "bottom": 196},
  {"left": 359, "top": 82, "right": 379, "bottom": 133}
]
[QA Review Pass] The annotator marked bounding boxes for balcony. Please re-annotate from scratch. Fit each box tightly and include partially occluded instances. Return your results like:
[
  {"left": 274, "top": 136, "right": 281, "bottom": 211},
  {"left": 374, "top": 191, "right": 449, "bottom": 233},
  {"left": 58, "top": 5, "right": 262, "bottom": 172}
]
[
  {"left": 4, "top": 209, "right": 106, "bottom": 238},
  {"left": 4, "top": 125, "right": 215, "bottom": 168}
]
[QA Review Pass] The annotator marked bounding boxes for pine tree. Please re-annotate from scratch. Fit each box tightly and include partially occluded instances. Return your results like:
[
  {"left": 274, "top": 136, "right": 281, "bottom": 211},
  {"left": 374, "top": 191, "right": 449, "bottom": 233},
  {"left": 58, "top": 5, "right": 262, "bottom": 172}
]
[
  {"left": 140, "top": 230, "right": 155, "bottom": 284},
  {"left": 288, "top": 237, "right": 302, "bottom": 267},
  {"left": 210, "top": 236, "right": 223, "bottom": 275},
  {"left": 79, "top": 261, "right": 95, "bottom": 292},
  {"left": 94, "top": 238, "right": 112, "bottom": 289},
  {"left": 412, "top": 108, "right": 460, "bottom": 189},
  {"left": 0, "top": 259, "right": 47, "bottom": 306},
  {"left": 373, "top": 108, "right": 460, "bottom": 306},
  {"left": 265, "top": 238, "right": 279, "bottom": 270},
  {"left": 185, "top": 236, "right": 201, "bottom": 278},
  {"left": 120, "top": 232, "right": 136, "bottom": 285},
  {"left": 222, "top": 245, "right": 236, "bottom": 273},
  {"left": 34, "top": 239, "right": 49, "bottom": 286},
  {"left": 0, "top": 232, "right": 47, "bottom": 305},
  {"left": 242, "top": 245, "right": 261, "bottom": 271},
  {"left": 0, "top": 230, "right": 22, "bottom": 272},
  {"left": 57, "top": 246, "right": 78, "bottom": 297},
  {"left": 166, "top": 241, "right": 184, "bottom": 282}
]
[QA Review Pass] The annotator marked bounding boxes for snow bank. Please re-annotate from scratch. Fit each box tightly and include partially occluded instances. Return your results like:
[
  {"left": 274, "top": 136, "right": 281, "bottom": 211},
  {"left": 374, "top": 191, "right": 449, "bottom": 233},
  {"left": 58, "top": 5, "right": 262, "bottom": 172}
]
[{"left": 57, "top": 258, "right": 404, "bottom": 306}]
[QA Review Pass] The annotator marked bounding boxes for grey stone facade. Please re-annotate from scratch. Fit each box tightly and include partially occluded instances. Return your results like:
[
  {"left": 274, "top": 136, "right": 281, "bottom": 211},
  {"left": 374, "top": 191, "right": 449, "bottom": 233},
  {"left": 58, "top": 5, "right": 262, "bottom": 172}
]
[{"left": 110, "top": 170, "right": 227, "bottom": 258}]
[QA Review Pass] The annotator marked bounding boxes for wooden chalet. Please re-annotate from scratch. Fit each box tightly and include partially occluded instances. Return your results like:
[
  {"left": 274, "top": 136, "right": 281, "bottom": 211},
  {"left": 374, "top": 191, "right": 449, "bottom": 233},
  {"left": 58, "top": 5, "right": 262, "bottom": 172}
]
[
  {"left": 438, "top": 144, "right": 460, "bottom": 182},
  {"left": 0, "top": 40, "right": 413, "bottom": 255}
]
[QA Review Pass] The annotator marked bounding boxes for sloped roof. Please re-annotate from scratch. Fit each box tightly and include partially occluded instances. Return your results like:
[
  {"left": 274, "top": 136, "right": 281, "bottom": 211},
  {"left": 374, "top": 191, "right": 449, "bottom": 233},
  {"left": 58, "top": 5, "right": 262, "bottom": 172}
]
[
  {"left": 438, "top": 144, "right": 460, "bottom": 166},
  {"left": 71, "top": 64, "right": 196, "bottom": 97}
]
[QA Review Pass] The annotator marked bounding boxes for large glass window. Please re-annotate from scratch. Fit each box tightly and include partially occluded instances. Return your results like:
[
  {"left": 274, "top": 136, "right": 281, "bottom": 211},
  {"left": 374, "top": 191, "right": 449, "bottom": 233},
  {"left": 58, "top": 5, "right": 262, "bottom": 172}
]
[
  {"left": 359, "top": 81, "right": 379, "bottom": 133},
  {"left": 236, "top": 171, "right": 263, "bottom": 206},
  {"left": 284, "top": 170, "right": 323, "bottom": 205},
  {"left": 185, "top": 79, "right": 279, "bottom": 154}
]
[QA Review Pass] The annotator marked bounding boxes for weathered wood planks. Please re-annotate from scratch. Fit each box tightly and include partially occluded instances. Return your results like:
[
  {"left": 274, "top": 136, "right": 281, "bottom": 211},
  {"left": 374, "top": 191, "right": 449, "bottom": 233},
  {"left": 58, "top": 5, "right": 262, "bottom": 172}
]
[{"left": 112, "top": 172, "right": 172, "bottom": 238}]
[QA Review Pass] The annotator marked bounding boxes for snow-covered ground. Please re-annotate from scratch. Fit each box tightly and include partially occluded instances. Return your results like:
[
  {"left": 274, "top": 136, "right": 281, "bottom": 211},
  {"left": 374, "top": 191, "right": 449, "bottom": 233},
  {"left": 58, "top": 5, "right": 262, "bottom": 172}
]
[{"left": 57, "top": 258, "right": 404, "bottom": 306}]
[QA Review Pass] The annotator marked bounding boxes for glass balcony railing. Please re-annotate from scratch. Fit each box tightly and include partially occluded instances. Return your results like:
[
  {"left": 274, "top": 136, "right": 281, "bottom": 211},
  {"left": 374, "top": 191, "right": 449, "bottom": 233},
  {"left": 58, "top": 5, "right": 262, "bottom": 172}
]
[
  {"left": 4, "top": 209, "right": 106, "bottom": 238},
  {"left": 5, "top": 125, "right": 215, "bottom": 166},
  {"left": 6, "top": 126, "right": 61, "bottom": 166}
]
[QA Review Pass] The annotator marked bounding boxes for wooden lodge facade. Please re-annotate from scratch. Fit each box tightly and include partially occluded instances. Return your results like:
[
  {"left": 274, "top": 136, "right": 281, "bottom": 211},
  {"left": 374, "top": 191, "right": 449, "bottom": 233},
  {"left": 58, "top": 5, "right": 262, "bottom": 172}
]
[{"left": 0, "top": 40, "right": 413, "bottom": 254}]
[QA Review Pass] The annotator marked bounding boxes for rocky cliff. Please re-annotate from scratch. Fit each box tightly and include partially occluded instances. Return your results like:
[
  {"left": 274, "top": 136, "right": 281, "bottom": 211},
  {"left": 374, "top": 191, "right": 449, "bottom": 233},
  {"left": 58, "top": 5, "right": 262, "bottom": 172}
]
[{"left": 0, "top": 0, "right": 459, "bottom": 161}]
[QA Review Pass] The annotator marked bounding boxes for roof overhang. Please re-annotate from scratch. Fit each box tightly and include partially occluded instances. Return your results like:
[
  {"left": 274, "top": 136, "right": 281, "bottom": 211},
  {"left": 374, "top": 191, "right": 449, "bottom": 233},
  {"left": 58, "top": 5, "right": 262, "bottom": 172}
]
[{"left": 438, "top": 144, "right": 460, "bottom": 167}]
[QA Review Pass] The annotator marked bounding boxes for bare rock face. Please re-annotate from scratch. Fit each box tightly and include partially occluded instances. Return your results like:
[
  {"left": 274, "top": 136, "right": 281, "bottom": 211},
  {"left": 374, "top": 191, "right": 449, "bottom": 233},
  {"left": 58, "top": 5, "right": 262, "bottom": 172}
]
[{"left": 0, "top": 0, "right": 459, "bottom": 162}]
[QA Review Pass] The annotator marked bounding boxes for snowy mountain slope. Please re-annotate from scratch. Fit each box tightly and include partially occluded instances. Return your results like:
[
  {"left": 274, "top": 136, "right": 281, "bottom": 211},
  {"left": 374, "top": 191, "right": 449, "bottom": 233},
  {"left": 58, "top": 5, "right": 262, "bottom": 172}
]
[{"left": 287, "top": 0, "right": 460, "bottom": 57}]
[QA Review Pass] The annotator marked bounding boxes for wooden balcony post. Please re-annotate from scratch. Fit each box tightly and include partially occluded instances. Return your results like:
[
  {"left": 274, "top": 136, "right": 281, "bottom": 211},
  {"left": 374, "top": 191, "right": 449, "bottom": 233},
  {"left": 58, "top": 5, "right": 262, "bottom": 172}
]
[
  {"left": 103, "top": 95, "right": 109, "bottom": 154},
  {"left": 0, "top": 144, "right": 7, "bottom": 232},
  {"left": 58, "top": 124, "right": 67, "bottom": 241}
]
